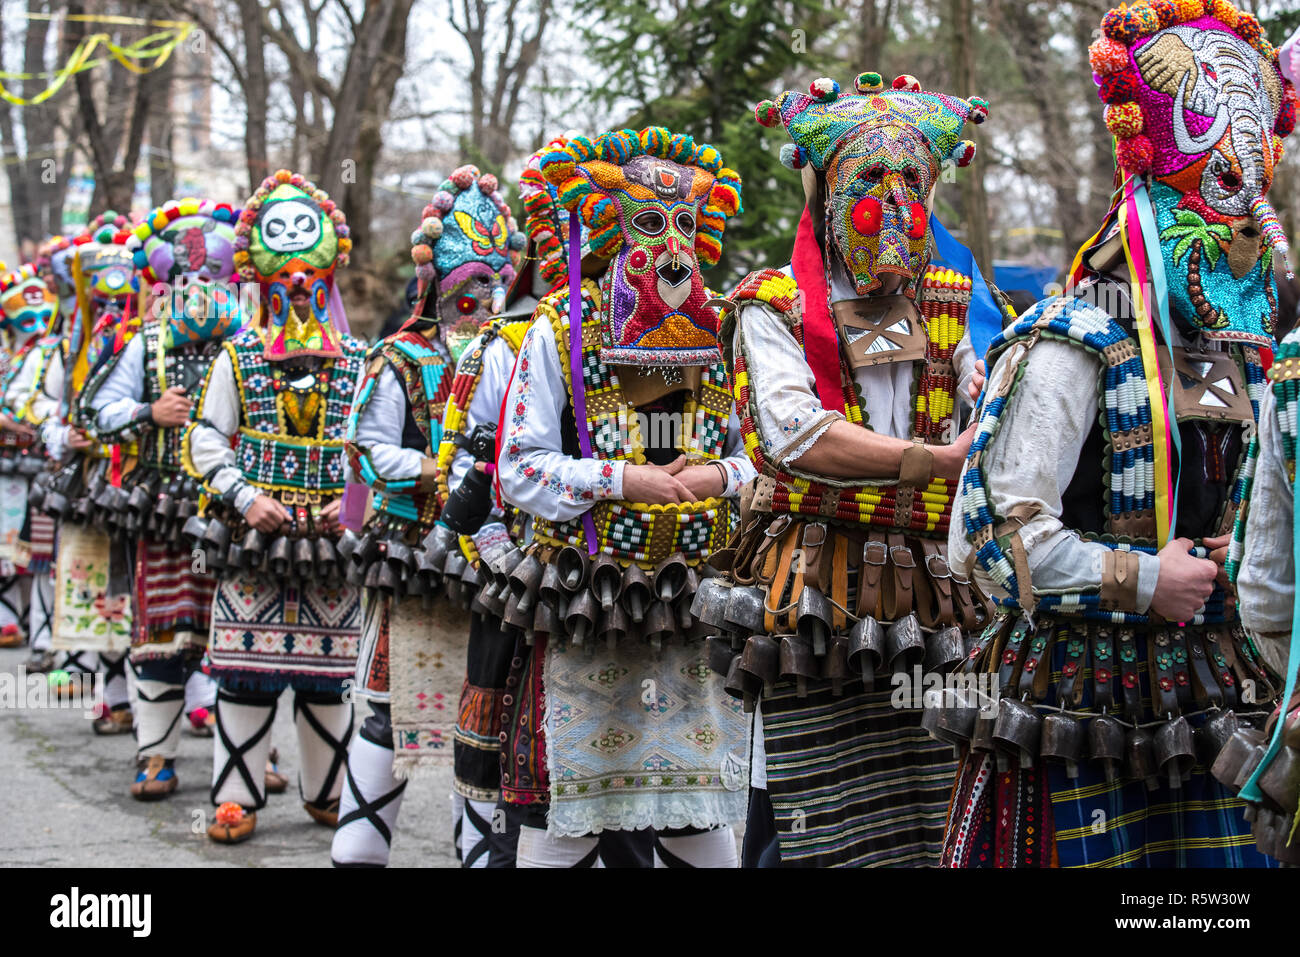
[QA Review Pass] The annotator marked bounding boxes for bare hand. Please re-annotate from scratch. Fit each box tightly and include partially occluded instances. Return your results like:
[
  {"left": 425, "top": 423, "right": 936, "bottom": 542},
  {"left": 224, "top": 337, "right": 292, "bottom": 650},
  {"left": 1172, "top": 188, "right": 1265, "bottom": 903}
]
[
  {"left": 151, "top": 386, "right": 193, "bottom": 428},
  {"left": 0, "top": 413, "right": 35, "bottom": 438},
  {"left": 932, "top": 422, "right": 977, "bottom": 479},
  {"left": 967, "top": 358, "right": 987, "bottom": 403},
  {"left": 677, "top": 464, "right": 726, "bottom": 502},
  {"left": 244, "top": 494, "right": 290, "bottom": 533},
  {"left": 1150, "top": 536, "right": 1217, "bottom": 623},
  {"left": 66, "top": 428, "right": 93, "bottom": 452},
  {"left": 621, "top": 455, "right": 692, "bottom": 505},
  {"left": 1203, "top": 533, "right": 1231, "bottom": 589},
  {"left": 316, "top": 498, "right": 342, "bottom": 535}
]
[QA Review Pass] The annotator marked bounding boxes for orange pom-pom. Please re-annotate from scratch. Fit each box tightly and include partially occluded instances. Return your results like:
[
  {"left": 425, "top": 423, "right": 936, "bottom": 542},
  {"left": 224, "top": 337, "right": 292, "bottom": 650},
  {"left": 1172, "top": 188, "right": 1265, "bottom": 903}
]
[
  {"left": 1089, "top": 37, "right": 1130, "bottom": 75},
  {"left": 215, "top": 802, "right": 245, "bottom": 825},
  {"left": 274, "top": 169, "right": 292, "bottom": 184}
]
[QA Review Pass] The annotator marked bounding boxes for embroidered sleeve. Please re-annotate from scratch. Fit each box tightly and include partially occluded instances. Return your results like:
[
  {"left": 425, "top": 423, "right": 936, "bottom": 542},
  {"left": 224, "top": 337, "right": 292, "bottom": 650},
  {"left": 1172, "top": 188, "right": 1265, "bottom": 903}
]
[
  {"left": 497, "top": 318, "right": 625, "bottom": 523},
  {"left": 345, "top": 361, "right": 429, "bottom": 491},
  {"left": 184, "top": 348, "right": 257, "bottom": 514},
  {"left": 1237, "top": 386, "right": 1295, "bottom": 652}
]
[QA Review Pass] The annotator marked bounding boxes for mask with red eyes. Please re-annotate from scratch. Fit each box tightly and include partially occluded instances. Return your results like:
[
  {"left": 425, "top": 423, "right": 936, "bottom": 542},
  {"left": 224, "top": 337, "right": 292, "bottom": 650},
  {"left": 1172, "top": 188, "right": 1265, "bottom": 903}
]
[
  {"left": 825, "top": 124, "right": 937, "bottom": 297},
  {"left": 436, "top": 260, "right": 515, "bottom": 362}
]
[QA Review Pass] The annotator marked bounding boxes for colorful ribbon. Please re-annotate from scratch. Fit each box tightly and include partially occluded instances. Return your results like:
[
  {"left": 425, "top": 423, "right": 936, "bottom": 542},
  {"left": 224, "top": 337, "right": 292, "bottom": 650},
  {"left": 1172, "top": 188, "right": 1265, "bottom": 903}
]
[
  {"left": 789, "top": 206, "right": 843, "bottom": 413},
  {"left": 567, "top": 211, "right": 599, "bottom": 555}
]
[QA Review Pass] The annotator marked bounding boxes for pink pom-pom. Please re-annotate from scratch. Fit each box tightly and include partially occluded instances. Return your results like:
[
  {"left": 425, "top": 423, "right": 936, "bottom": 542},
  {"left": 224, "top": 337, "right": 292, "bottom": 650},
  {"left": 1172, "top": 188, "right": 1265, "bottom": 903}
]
[
  {"left": 478, "top": 173, "right": 499, "bottom": 194},
  {"left": 415, "top": 262, "right": 435, "bottom": 284},
  {"left": 1116, "top": 134, "right": 1154, "bottom": 174},
  {"left": 432, "top": 191, "right": 455, "bottom": 214},
  {"left": 450, "top": 166, "right": 477, "bottom": 190}
]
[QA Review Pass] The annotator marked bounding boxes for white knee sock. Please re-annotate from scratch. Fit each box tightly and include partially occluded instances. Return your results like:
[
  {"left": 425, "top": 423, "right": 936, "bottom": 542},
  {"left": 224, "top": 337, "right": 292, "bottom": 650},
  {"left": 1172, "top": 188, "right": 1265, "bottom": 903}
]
[
  {"left": 331, "top": 735, "right": 405, "bottom": 867},
  {"left": 184, "top": 670, "right": 217, "bottom": 714},
  {"left": 28, "top": 573, "right": 52, "bottom": 652},
  {"left": 451, "top": 791, "right": 466, "bottom": 862},
  {"left": 516, "top": 825, "right": 603, "bottom": 868},
  {"left": 654, "top": 826, "right": 738, "bottom": 868},
  {"left": 460, "top": 798, "right": 497, "bottom": 868},
  {"left": 133, "top": 677, "right": 185, "bottom": 759},
  {"left": 211, "top": 691, "right": 277, "bottom": 809},
  {"left": 294, "top": 697, "right": 354, "bottom": 808},
  {"left": 99, "top": 652, "right": 130, "bottom": 710}
]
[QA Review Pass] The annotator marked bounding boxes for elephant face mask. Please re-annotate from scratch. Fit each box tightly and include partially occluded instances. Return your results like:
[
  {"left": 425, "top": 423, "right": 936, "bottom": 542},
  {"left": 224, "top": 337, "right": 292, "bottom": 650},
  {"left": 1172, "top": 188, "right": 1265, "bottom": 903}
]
[{"left": 1095, "top": 9, "right": 1296, "bottom": 345}]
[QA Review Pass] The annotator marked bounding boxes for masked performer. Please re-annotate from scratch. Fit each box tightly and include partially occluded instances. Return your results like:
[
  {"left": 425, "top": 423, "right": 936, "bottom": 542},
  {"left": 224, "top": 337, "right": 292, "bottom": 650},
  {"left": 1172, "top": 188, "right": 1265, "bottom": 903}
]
[
  {"left": 703, "top": 74, "right": 994, "bottom": 868},
  {"left": 941, "top": 0, "right": 1294, "bottom": 867},
  {"left": 184, "top": 170, "right": 365, "bottom": 844},
  {"left": 12, "top": 241, "right": 74, "bottom": 673},
  {"left": 78, "top": 199, "right": 244, "bottom": 799},
  {"left": 0, "top": 265, "right": 58, "bottom": 649},
  {"left": 493, "top": 127, "right": 752, "bottom": 867},
  {"left": 331, "top": 164, "right": 523, "bottom": 867},
  {"left": 44, "top": 214, "right": 141, "bottom": 733}
]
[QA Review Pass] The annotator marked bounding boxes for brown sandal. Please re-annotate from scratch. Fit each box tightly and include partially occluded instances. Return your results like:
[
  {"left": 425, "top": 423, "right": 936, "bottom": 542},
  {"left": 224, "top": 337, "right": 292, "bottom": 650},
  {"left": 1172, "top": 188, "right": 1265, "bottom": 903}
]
[
  {"left": 129, "top": 755, "right": 179, "bottom": 801},
  {"left": 208, "top": 805, "right": 257, "bottom": 844}
]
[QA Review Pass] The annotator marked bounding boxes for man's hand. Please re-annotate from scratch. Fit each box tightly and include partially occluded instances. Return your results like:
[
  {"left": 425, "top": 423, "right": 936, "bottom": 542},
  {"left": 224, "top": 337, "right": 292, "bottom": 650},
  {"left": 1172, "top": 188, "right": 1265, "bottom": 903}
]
[
  {"left": 151, "top": 386, "right": 193, "bottom": 428},
  {"left": 678, "top": 463, "right": 726, "bottom": 502},
  {"left": 316, "top": 498, "right": 342, "bottom": 535},
  {"left": 1150, "top": 536, "right": 1217, "bottom": 623},
  {"left": 622, "top": 456, "right": 692, "bottom": 505},
  {"left": 967, "top": 358, "right": 987, "bottom": 403},
  {"left": 931, "top": 422, "right": 977, "bottom": 479},
  {"left": 1202, "top": 532, "right": 1232, "bottom": 589},
  {"left": 0, "top": 413, "right": 35, "bottom": 438},
  {"left": 66, "top": 428, "right": 93, "bottom": 452},
  {"left": 244, "top": 494, "right": 290, "bottom": 533}
]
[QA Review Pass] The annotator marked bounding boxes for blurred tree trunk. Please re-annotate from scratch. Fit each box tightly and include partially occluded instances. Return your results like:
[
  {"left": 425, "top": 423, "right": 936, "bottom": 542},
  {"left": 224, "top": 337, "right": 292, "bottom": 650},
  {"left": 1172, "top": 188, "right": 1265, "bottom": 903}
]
[
  {"left": 948, "top": 0, "right": 993, "bottom": 279},
  {"left": 237, "top": 0, "right": 270, "bottom": 191}
]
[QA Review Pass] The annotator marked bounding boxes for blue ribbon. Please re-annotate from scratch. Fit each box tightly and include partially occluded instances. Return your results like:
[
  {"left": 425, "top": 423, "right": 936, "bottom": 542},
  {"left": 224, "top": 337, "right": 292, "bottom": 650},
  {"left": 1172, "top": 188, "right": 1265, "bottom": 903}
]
[{"left": 929, "top": 213, "right": 1002, "bottom": 359}]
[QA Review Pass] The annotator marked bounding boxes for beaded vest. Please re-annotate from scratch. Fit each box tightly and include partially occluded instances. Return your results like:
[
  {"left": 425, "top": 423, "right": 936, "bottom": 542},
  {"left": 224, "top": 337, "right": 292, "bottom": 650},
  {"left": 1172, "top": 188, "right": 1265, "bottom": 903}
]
[
  {"left": 727, "top": 264, "right": 971, "bottom": 536},
  {"left": 346, "top": 328, "right": 452, "bottom": 531},
  {"left": 963, "top": 293, "right": 1264, "bottom": 627},
  {"left": 521, "top": 278, "right": 734, "bottom": 567},
  {"left": 217, "top": 327, "right": 364, "bottom": 505}
]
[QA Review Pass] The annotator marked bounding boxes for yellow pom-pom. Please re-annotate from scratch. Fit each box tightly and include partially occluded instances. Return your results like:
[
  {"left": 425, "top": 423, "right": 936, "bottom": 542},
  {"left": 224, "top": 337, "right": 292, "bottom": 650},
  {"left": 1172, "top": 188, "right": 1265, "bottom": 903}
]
[{"left": 1105, "top": 102, "right": 1144, "bottom": 138}]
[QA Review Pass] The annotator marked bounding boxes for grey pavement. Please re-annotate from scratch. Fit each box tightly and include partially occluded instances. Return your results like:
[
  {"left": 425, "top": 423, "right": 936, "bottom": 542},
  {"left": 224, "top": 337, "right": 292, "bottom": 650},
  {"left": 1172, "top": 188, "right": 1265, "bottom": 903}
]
[{"left": 0, "top": 646, "right": 460, "bottom": 868}]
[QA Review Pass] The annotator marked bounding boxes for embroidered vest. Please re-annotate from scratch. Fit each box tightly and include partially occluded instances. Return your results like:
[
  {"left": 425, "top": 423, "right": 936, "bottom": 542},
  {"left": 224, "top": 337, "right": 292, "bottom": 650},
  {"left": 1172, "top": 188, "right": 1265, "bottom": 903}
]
[
  {"left": 524, "top": 278, "right": 734, "bottom": 566},
  {"left": 346, "top": 328, "right": 452, "bottom": 530},
  {"left": 220, "top": 327, "right": 365, "bottom": 505},
  {"left": 964, "top": 293, "right": 1263, "bottom": 626},
  {"left": 727, "top": 265, "right": 970, "bottom": 536}
]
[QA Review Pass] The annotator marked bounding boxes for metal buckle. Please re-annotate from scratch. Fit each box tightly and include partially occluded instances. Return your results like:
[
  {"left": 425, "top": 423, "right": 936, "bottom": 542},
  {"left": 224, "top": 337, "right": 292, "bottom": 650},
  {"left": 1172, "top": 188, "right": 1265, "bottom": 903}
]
[
  {"left": 890, "top": 543, "right": 916, "bottom": 568},
  {"left": 802, "top": 522, "right": 827, "bottom": 548},
  {"left": 863, "top": 540, "right": 888, "bottom": 566},
  {"left": 925, "top": 552, "right": 950, "bottom": 578}
]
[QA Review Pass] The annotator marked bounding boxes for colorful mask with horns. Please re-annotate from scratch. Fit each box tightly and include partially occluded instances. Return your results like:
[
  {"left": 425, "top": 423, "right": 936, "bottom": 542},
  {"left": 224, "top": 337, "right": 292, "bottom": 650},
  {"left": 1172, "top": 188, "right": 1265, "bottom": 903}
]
[
  {"left": 233, "top": 169, "right": 352, "bottom": 360},
  {"left": 124, "top": 197, "right": 245, "bottom": 349},
  {"left": 539, "top": 127, "right": 742, "bottom": 367},
  {"left": 409, "top": 164, "right": 524, "bottom": 363},
  {"left": 1091, "top": 0, "right": 1297, "bottom": 345},
  {"left": 756, "top": 73, "right": 987, "bottom": 299},
  {"left": 0, "top": 264, "right": 58, "bottom": 341}
]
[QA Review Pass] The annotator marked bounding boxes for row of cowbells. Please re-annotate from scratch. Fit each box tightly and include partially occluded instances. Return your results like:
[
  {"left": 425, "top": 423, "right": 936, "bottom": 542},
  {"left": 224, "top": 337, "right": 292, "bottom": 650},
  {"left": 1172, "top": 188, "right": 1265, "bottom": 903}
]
[
  {"left": 472, "top": 546, "right": 714, "bottom": 653},
  {"left": 34, "top": 461, "right": 199, "bottom": 547},
  {"left": 1212, "top": 716, "right": 1300, "bottom": 864},
  {"left": 926, "top": 696, "right": 1246, "bottom": 791}
]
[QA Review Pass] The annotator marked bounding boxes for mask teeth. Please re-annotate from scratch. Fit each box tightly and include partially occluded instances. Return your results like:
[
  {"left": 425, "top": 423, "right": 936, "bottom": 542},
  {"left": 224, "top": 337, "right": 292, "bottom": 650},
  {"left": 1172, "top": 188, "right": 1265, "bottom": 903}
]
[
  {"left": 491, "top": 285, "right": 506, "bottom": 315},
  {"left": 1251, "top": 196, "right": 1292, "bottom": 279}
]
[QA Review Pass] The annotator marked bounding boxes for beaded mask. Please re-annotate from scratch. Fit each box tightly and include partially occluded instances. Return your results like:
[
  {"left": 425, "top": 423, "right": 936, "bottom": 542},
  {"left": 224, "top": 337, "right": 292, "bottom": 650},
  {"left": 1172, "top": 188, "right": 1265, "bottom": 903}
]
[
  {"left": 1092, "top": 0, "right": 1297, "bottom": 345},
  {"left": 756, "top": 73, "right": 987, "bottom": 298},
  {"left": 124, "top": 198, "right": 245, "bottom": 349},
  {"left": 233, "top": 170, "right": 352, "bottom": 361},
  {"left": 539, "top": 127, "right": 742, "bottom": 367},
  {"left": 0, "top": 264, "right": 58, "bottom": 341},
  {"left": 409, "top": 165, "right": 524, "bottom": 363}
]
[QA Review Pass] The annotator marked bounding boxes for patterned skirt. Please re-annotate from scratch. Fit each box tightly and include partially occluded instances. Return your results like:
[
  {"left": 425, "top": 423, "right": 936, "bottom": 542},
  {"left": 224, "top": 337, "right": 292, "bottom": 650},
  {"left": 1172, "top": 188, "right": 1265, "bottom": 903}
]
[
  {"left": 453, "top": 612, "right": 515, "bottom": 801},
  {"left": 206, "top": 572, "right": 360, "bottom": 694},
  {"left": 50, "top": 522, "right": 132, "bottom": 653},
  {"left": 17, "top": 511, "right": 56, "bottom": 574},
  {"left": 388, "top": 595, "right": 469, "bottom": 779},
  {"left": 760, "top": 679, "right": 957, "bottom": 866},
  {"left": 541, "top": 635, "right": 749, "bottom": 837},
  {"left": 129, "top": 539, "right": 217, "bottom": 661}
]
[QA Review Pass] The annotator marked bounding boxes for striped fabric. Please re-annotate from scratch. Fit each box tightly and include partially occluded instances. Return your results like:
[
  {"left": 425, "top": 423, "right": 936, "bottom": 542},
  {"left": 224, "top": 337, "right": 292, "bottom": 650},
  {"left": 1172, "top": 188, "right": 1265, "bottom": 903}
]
[
  {"left": 761, "top": 683, "right": 956, "bottom": 867},
  {"left": 942, "top": 633, "right": 1274, "bottom": 868},
  {"left": 130, "top": 539, "right": 216, "bottom": 659}
]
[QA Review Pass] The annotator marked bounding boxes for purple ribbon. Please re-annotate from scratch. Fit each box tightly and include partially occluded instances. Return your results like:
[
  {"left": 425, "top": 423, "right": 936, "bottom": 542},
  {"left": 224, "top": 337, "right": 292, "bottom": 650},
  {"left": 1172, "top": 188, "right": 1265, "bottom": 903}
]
[
  {"left": 568, "top": 210, "right": 599, "bottom": 556},
  {"left": 328, "top": 281, "right": 351, "bottom": 335}
]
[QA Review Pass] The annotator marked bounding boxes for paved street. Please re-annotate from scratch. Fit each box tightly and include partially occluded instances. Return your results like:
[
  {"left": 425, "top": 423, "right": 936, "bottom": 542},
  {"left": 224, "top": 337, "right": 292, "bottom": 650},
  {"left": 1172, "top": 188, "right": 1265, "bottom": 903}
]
[{"left": 0, "top": 647, "right": 459, "bottom": 868}]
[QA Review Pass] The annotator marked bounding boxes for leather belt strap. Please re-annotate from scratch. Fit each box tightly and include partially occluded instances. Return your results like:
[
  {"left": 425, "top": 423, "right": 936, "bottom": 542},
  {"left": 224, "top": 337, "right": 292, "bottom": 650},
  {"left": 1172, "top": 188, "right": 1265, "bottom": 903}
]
[
  {"left": 965, "top": 614, "right": 1011, "bottom": 676},
  {"left": 1148, "top": 628, "right": 1181, "bottom": 718},
  {"left": 1203, "top": 630, "right": 1238, "bottom": 709},
  {"left": 800, "top": 522, "right": 828, "bottom": 592},
  {"left": 763, "top": 529, "right": 801, "bottom": 633},
  {"left": 858, "top": 535, "right": 887, "bottom": 620},
  {"left": 830, "top": 534, "right": 849, "bottom": 631},
  {"left": 1115, "top": 627, "right": 1142, "bottom": 719},
  {"left": 1056, "top": 623, "right": 1088, "bottom": 706},
  {"left": 898, "top": 439, "right": 933, "bottom": 488},
  {"left": 754, "top": 514, "right": 793, "bottom": 587},
  {"left": 997, "top": 616, "right": 1032, "bottom": 695},
  {"left": 1187, "top": 629, "right": 1224, "bottom": 709},
  {"left": 1017, "top": 620, "right": 1054, "bottom": 699},
  {"left": 1100, "top": 549, "right": 1141, "bottom": 613},
  {"left": 993, "top": 502, "right": 1041, "bottom": 616},
  {"left": 1170, "top": 630, "right": 1194, "bottom": 713},
  {"left": 913, "top": 539, "right": 954, "bottom": 629},
  {"left": 1091, "top": 626, "right": 1116, "bottom": 713},
  {"left": 884, "top": 533, "right": 915, "bottom": 621}
]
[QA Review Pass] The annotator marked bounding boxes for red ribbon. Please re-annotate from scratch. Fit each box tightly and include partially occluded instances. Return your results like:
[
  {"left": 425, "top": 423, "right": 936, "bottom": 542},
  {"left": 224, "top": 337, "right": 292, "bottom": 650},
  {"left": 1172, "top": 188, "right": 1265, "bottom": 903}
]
[{"left": 790, "top": 207, "right": 844, "bottom": 413}]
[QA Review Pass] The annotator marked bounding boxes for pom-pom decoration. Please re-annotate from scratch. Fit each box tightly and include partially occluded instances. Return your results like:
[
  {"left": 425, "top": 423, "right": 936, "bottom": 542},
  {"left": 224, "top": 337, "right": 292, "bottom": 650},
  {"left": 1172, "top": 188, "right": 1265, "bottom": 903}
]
[
  {"left": 1115, "top": 133, "right": 1155, "bottom": 174},
  {"left": 780, "top": 142, "right": 809, "bottom": 169},
  {"left": 1104, "top": 101, "right": 1144, "bottom": 139},
  {"left": 809, "top": 77, "right": 840, "bottom": 102},
  {"left": 215, "top": 802, "right": 245, "bottom": 826},
  {"left": 950, "top": 140, "right": 977, "bottom": 168},
  {"left": 892, "top": 74, "right": 922, "bottom": 92},
  {"left": 854, "top": 72, "right": 884, "bottom": 94}
]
